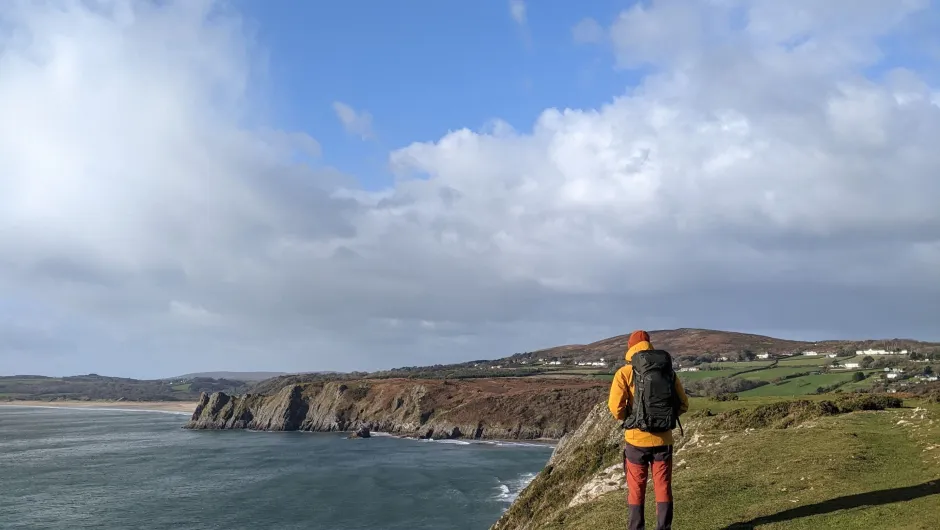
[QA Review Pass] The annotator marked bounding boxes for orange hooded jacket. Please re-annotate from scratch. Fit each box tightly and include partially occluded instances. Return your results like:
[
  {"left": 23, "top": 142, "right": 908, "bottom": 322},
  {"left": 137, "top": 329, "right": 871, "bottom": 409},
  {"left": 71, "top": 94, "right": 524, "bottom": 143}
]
[{"left": 608, "top": 339, "right": 690, "bottom": 447}]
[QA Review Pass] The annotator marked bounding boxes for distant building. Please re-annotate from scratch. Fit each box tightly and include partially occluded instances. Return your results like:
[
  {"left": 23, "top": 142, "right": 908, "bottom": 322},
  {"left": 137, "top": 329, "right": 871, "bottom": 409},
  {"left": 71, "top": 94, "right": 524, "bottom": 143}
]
[
  {"left": 678, "top": 367, "right": 700, "bottom": 372},
  {"left": 756, "top": 353, "right": 771, "bottom": 360},
  {"left": 843, "top": 363, "right": 860, "bottom": 369},
  {"left": 827, "top": 354, "right": 838, "bottom": 358},
  {"left": 887, "top": 373, "right": 900, "bottom": 379},
  {"left": 855, "top": 349, "right": 898, "bottom": 356},
  {"left": 718, "top": 356, "right": 730, "bottom": 362},
  {"left": 803, "top": 351, "right": 820, "bottom": 356}
]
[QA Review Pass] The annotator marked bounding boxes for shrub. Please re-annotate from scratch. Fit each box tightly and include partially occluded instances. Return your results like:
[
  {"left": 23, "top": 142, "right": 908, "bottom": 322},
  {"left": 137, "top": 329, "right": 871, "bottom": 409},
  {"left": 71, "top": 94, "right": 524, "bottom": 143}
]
[{"left": 713, "top": 395, "right": 903, "bottom": 431}]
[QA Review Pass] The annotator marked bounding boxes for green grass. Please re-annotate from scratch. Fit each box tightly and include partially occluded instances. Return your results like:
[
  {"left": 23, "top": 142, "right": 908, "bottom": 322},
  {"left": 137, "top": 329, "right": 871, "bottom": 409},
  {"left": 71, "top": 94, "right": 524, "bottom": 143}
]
[
  {"left": 171, "top": 384, "right": 192, "bottom": 392},
  {"left": 540, "top": 403, "right": 940, "bottom": 530},
  {"left": 839, "top": 371, "right": 882, "bottom": 392},
  {"left": 738, "top": 373, "right": 861, "bottom": 396},
  {"left": 737, "top": 366, "right": 820, "bottom": 381},
  {"left": 777, "top": 356, "right": 834, "bottom": 366},
  {"left": 678, "top": 369, "right": 739, "bottom": 382}
]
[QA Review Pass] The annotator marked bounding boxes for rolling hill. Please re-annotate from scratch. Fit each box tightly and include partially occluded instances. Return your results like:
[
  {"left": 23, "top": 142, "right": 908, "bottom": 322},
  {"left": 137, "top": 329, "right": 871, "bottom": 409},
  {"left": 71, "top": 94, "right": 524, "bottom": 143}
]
[
  {"left": 511, "top": 328, "right": 940, "bottom": 362},
  {"left": 172, "top": 371, "right": 291, "bottom": 382}
]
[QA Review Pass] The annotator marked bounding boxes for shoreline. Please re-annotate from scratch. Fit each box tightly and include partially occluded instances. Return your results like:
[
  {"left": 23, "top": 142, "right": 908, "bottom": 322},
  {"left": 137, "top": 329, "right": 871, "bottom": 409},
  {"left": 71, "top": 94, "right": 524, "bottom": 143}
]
[{"left": 0, "top": 400, "right": 198, "bottom": 414}]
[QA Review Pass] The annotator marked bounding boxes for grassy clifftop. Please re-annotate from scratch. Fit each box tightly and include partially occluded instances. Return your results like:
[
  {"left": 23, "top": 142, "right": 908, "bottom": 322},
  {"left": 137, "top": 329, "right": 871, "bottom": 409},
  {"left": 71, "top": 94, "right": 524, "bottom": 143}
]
[{"left": 494, "top": 395, "right": 940, "bottom": 530}]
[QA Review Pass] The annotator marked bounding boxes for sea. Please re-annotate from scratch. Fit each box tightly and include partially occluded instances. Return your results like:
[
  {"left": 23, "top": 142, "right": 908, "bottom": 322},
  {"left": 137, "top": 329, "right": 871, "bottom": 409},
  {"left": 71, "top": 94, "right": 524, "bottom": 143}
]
[{"left": 0, "top": 407, "right": 553, "bottom": 530}]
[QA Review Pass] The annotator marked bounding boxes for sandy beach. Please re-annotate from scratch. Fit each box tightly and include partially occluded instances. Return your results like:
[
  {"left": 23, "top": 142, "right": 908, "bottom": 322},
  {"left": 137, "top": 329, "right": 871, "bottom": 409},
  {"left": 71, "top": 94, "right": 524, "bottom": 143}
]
[{"left": 0, "top": 400, "right": 198, "bottom": 414}]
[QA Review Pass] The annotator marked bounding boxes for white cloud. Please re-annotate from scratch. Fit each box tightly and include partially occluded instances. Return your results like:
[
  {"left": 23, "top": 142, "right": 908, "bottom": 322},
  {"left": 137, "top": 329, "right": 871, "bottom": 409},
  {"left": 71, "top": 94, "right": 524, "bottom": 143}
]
[
  {"left": 572, "top": 17, "right": 604, "bottom": 44},
  {"left": 1, "top": 0, "right": 939, "bottom": 377},
  {"left": 509, "top": 0, "right": 527, "bottom": 26},
  {"left": 332, "top": 101, "right": 374, "bottom": 140}
]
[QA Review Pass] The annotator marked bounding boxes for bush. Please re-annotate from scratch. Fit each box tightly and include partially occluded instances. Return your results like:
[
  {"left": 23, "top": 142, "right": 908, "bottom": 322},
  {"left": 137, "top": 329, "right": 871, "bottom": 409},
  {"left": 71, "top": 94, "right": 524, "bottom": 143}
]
[
  {"left": 713, "top": 395, "right": 903, "bottom": 431},
  {"left": 835, "top": 394, "right": 903, "bottom": 411}
]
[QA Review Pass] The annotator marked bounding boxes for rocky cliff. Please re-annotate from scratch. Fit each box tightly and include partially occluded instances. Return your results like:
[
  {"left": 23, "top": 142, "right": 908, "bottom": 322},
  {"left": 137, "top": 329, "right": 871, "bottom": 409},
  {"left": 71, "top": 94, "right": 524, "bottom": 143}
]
[
  {"left": 490, "top": 402, "right": 631, "bottom": 530},
  {"left": 185, "top": 378, "right": 606, "bottom": 440}
]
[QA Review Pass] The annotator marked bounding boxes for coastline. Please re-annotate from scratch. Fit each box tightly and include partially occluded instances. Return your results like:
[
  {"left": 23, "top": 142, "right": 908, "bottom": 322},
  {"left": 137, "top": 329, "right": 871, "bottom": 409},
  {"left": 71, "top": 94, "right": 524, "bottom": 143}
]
[{"left": 0, "top": 400, "right": 198, "bottom": 414}]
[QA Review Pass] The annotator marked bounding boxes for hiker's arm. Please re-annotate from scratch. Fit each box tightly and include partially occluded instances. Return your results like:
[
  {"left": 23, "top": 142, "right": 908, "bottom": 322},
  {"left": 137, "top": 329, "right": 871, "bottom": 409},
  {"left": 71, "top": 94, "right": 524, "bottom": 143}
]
[
  {"left": 608, "top": 368, "right": 630, "bottom": 421},
  {"left": 674, "top": 376, "right": 690, "bottom": 415}
]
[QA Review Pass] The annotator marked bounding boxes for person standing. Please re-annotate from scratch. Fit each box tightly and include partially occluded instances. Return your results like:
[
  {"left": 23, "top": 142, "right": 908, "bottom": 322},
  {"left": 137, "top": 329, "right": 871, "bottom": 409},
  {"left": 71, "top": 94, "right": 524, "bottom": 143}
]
[{"left": 608, "top": 330, "right": 690, "bottom": 530}]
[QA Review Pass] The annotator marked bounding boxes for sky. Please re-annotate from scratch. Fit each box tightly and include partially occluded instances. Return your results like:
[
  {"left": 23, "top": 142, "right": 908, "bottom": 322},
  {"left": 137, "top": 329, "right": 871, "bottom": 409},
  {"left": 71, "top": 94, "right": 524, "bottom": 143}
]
[{"left": 1, "top": 0, "right": 939, "bottom": 379}]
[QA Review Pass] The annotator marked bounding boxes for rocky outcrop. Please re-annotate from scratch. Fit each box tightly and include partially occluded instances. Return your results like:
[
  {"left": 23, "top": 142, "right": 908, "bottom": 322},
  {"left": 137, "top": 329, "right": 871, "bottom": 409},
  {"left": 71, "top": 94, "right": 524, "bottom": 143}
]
[
  {"left": 186, "top": 378, "right": 606, "bottom": 441},
  {"left": 347, "top": 426, "right": 371, "bottom": 439}
]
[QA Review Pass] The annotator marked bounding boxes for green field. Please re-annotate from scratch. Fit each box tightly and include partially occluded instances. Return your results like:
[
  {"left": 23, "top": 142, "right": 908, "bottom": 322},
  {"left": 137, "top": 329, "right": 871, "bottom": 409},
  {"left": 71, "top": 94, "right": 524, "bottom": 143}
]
[
  {"left": 548, "top": 355, "right": 913, "bottom": 401},
  {"left": 839, "top": 371, "right": 883, "bottom": 392},
  {"left": 737, "top": 366, "right": 821, "bottom": 381},
  {"left": 738, "top": 373, "right": 861, "bottom": 396},
  {"left": 678, "top": 369, "right": 739, "bottom": 382},
  {"left": 777, "top": 355, "right": 834, "bottom": 366},
  {"left": 540, "top": 401, "right": 940, "bottom": 530}
]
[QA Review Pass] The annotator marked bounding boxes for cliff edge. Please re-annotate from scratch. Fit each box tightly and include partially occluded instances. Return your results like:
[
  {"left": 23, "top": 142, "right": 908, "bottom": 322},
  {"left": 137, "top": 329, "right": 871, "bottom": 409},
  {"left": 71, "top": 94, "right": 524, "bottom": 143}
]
[
  {"left": 491, "top": 395, "right": 915, "bottom": 530},
  {"left": 186, "top": 378, "right": 606, "bottom": 440}
]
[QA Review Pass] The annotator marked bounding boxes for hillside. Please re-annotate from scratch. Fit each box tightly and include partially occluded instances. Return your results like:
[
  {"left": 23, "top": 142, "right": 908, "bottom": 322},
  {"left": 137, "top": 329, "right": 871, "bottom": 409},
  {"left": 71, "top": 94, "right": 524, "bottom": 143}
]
[
  {"left": 517, "top": 328, "right": 940, "bottom": 363},
  {"left": 174, "top": 371, "right": 290, "bottom": 382},
  {"left": 0, "top": 374, "right": 250, "bottom": 402},
  {"left": 493, "top": 394, "right": 940, "bottom": 530},
  {"left": 187, "top": 378, "right": 606, "bottom": 440}
]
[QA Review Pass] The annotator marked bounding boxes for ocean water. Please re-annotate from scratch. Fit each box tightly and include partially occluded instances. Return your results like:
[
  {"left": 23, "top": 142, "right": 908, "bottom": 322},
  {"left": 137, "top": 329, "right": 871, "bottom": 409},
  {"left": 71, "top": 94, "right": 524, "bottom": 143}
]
[{"left": 0, "top": 407, "right": 552, "bottom": 530}]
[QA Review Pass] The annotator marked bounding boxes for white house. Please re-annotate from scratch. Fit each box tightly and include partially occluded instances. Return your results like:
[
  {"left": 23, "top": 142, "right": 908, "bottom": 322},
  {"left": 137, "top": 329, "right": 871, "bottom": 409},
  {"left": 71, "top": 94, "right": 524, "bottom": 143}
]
[
  {"left": 855, "top": 349, "right": 896, "bottom": 356},
  {"left": 718, "top": 356, "right": 730, "bottom": 362},
  {"left": 678, "top": 367, "right": 700, "bottom": 372},
  {"left": 887, "top": 373, "right": 900, "bottom": 379},
  {"left": 803, "top": 351, "right": 820, "bottom": 356},
  {"left": 843, "top": 363, "right": 860, "bottom": 369},
  {"left": 756, "top": 353, "right": 771, "bottom": 360},
  {"left": 827, "top": 354, "right": 838, "bottom": 358}
]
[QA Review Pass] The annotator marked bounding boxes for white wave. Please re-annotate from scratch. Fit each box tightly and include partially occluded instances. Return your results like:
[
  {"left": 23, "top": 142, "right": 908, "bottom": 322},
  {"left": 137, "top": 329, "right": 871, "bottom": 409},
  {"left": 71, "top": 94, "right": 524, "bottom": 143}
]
[
  {"left": 480, "top": 440, "right": 556, "bottom": 449},
  {"left": 495, "top": 471, "right": 539, "bottom": 504},
  {"left": 421, "top": 438, "right": 472, "bottom": 445}
]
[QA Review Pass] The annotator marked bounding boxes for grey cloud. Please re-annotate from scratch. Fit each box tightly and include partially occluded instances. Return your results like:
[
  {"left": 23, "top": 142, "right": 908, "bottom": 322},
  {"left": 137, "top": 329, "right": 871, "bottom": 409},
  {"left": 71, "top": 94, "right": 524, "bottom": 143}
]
[{"left": 1, "top": 0, "right": 939, "bottom": 378}]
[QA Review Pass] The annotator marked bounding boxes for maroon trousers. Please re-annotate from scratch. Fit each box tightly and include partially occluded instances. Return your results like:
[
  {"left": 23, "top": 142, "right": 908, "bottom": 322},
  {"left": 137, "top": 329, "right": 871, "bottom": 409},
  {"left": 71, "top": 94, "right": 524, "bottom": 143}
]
[{"left": 624, "top": 443, "right": 674, "bottom": 530}]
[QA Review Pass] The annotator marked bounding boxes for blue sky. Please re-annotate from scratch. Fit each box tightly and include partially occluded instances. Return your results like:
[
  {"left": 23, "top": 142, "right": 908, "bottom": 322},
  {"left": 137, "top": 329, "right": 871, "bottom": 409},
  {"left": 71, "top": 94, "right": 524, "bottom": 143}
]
[
  {"left": 236, "top": 0, "right": 634, "bottom": 190},
  {"left": 1, "top": 0, "right": 939, "bottom": 377}
]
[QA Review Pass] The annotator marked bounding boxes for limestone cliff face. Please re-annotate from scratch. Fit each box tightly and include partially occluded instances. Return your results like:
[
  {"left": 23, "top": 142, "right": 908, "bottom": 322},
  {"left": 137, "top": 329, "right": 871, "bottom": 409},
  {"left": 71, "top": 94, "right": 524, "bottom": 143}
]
[{"left": 185, "top": 378, "right": 606, "bottom": 441}]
